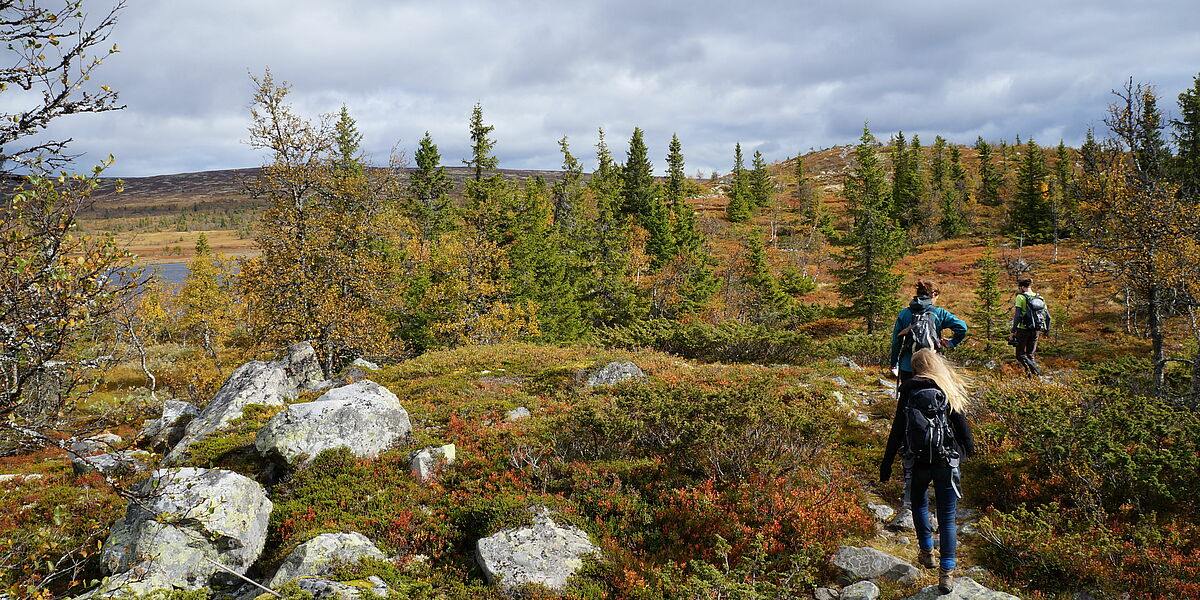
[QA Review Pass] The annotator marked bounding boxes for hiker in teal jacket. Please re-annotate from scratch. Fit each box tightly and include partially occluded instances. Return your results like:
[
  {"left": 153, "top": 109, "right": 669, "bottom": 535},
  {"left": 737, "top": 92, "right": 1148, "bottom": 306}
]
[{"left": 889, "top": 280, "right": 968, "bottom": 383}]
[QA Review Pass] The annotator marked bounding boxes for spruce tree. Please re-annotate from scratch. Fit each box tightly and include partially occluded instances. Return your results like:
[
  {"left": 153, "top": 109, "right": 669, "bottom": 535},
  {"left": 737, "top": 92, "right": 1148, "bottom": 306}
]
[
  {"left": 930, "top": 135, "right": 948, "bottom": 192},
  {"left": 408, "top": 131, "right": 454, "bottom": 239},
  {"left": 971, "top": 237, "right": 1006, "bottom": 352},
  {"left": 622, "top": 127, "right": 674, "bottom": 266},
  {"left": 975, "top": 137, "right": 1002, "bottom": 206},
  {"left": 1172, "top": 73, "right": 1200, "bottom": 197},
  {"left": 726, "top": 142, "right": 751, "bottom": 222},
  {"left": 938, "top": 145, "right": 968, "bottom": 238},
  {"left": 835, "top": 124, "right": 905, "bottom": 333},
  {"left": 1010, "top": 139, "right": 1053, "bottom": 243},
  {"left": 744, "top": 228, "right": 792, "bottom": 323},
  {"left": 793, "top": 154, "right": 817, "bottom": 218},
  {"left": 1050, "top": 140, "right": 1075, "bottom": 253},
  {"left": 1134, "top": 88, "right": 1170, "bottom": 184},
  {"left": 665, "top": 133, "right": 686, "bottom": 209},
  {"left": 506, "top": 178, "right": 585, "bottom": 341},
  {"left": 463, "top": 102, "right": 498, "bottom": 181},
  {"left": 333, "top": 105, "right": 364, "bottom": 175},
  {"left": 749, "top": 149, "right": 773, "bottom": 208},
  {"left": 553, "top": 136, "right": 584, "bottom": 231}
]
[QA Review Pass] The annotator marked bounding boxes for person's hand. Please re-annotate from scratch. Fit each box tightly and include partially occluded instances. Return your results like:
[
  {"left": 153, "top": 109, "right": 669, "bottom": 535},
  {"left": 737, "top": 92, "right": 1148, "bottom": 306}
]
[
  {"left": 890, "top": 366, "right": 899, "bottom": 378},
  {"left": 940, "top": 338, "right": 951, "bottom": 349},
  {"left": 1008, "top": 332, "right": 1016, "bottom": 342},
  {"left": 880, "top": 464, "right": 892, "bottom": 483}
]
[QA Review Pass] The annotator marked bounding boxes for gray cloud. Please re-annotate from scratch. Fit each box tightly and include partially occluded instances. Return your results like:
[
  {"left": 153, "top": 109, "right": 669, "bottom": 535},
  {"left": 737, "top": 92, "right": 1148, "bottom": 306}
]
[{"left": 25, "top": 0, "right": 1200, "bottom": 177}]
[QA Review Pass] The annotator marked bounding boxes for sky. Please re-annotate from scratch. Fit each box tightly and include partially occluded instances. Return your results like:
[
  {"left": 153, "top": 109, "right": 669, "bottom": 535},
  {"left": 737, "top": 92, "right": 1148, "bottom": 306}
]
[{"left": 21, "top": 0, "right": 1200, "bottom": 177}]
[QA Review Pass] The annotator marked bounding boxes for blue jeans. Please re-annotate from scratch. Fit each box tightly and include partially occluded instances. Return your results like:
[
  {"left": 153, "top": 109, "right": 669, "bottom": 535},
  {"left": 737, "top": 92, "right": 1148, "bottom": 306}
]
[{"left": 911, "top": 464, "right": 958, "bottom": 570}]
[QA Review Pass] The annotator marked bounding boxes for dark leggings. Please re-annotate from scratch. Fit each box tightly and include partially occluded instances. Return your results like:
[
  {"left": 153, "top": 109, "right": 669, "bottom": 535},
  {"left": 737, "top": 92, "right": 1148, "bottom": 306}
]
[{"left": 1014, "top": 329, "right": 1040, "bottom": 375}]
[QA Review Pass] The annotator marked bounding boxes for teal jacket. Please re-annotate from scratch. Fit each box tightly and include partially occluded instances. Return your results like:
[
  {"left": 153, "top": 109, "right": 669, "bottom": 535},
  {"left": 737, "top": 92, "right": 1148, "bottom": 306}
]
[{"left": 888, "top": 303, "right": 968, "bottom": 372}]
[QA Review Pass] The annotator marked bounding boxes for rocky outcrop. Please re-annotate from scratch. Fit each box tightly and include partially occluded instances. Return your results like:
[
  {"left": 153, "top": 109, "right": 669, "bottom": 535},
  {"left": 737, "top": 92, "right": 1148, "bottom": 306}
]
[
  {"left": 255, "top": 380, "right": 411, "bottom": 467},
  {"left": 899, "top": 577, "right": 1020, "bottom": 599},
  {"left": 72, "top": 450, "right": 153, "bottom": 477},
  {"left": 137, "top": 400, "right": 198, "bottom": 451},
  {"left": 92, "top": 468, "right": 272, "bottom": 596},
  {"left": 585, "top": 361, "right": 645, "bottom": 387},
  {"left": 830, "top": 546, "right": 920, "bottom": 586},
  {"left": 409, "top": 444, "right": 456, "bottom": 483},
  {"left": 164, "top": 342, "right": 325, "bottom": 465},
  {"left": 268, "top": 532, "right": 386, "bottom": 588},
  {"left": 476, "top": 507, "right": 600, "bottom": 594}
]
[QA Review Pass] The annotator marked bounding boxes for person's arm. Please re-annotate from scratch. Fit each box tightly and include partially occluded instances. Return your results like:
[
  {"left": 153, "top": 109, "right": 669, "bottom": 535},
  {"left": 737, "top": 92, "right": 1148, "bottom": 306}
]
[
  {"left": 881, "top": 392, "right": 909, "bottom": 480},
  {"left": 939, "top": 308, "right": 968, "bottom": 349},
  {"left": 888, "top": 312, "right": 906, "bottom": 368},
  {"left": 1011, "top": 294, "right": 1024, "bottom": 334},
  {"left": 950, "top": 410, "right": 975, "bottom": 457}
]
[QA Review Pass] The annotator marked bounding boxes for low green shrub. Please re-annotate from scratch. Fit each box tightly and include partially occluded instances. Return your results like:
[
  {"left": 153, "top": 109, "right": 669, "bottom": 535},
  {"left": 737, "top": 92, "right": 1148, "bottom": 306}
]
[{"left": 591, "top": 320, "right": 817, "bottom": 364}]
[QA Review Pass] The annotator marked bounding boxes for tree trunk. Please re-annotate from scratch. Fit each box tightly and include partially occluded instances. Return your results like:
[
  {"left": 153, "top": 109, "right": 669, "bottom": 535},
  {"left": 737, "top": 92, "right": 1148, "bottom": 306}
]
[{"left": 1149, "top": 284, "right": 1166, "bottom": 396}]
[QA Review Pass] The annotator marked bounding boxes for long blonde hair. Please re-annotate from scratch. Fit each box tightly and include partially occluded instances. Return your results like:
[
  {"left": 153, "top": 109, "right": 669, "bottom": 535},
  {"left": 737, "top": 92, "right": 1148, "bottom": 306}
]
[{"left": 910, "top": 348, "right": 969, "bottom": 414}]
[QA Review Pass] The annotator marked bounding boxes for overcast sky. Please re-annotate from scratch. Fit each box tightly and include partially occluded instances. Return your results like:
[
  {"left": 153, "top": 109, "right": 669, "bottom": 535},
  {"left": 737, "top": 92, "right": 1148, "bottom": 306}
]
[{"left": 28, "top": 0, "right": 1200, "bottom": 177}]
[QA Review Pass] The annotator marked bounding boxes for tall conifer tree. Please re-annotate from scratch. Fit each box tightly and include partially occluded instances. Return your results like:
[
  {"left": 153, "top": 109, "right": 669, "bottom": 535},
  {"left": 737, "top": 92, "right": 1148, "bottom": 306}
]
[
  {"left": 408, "top": 131, "right": 454, "bottom": 239},
  {"left": 1010, "top": 139, "right": 1053, "bottom": 243},
  {"left": 836, "top": 125, "right": 905, "bottom": 333},
  {"left": 726, "top": 142, "right": 751, "bottom": 222},
  {"left": 975, "top": 137, "right": 1002, "bottom": 206}
]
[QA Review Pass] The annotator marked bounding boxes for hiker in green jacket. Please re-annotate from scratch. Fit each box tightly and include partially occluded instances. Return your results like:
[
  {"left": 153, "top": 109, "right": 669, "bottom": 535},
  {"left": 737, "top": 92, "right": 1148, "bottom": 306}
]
[{"left": 1009, "top": 277, "right": 1047, "bottom": 376}]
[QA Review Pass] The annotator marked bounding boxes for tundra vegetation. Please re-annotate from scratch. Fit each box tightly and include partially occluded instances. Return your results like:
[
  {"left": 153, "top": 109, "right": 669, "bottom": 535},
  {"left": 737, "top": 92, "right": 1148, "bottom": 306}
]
[{"left": 3, "top": 3, "right": 1200, "bottom": 598}]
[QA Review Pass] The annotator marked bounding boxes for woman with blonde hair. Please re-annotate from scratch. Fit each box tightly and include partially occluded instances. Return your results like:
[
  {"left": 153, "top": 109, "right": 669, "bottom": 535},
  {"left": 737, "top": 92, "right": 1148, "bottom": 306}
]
[{"left": 880, "top": 348, "right": 974, "bottom": 594}]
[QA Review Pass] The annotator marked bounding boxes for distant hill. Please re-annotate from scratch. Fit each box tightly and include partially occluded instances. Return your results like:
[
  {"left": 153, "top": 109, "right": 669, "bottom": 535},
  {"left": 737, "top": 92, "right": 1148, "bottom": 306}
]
[{"left": 86, "top": 166, "right": 588, "bottom": 219}]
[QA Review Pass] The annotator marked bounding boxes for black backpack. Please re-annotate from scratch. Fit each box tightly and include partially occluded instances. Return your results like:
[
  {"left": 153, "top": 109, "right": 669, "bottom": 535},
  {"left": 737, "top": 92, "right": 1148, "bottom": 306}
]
[
  {"left": 903, "top": 386, "right": 959, "bottom": 466},
  {"left": 904, "top": 297, "right": 939, "bottom": 353},
  {"left": 1021, "top": 292, "right": 1052, "bottom": 332}
]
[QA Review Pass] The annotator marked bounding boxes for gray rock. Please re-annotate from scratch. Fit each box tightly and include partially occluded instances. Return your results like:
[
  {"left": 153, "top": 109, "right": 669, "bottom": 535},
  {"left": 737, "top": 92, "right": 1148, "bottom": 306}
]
[
  {"left": 855, "top": 413, "right": 870, "bottom": 423},
  {"left": 165, "top": 342, "right": 324, "bottom": 464},
  {"left": 409, "top": 444, "right": 456, "bottom": 483},
  {"left": 93, "top": 468, "right": 272, "bottom": 596},
  {"left": 983, "top": 360, "right": 999, "bottom": 371},
  {"left": 889, "top": 507, "right": 938, "bottom": 533},
  {"left": 831, "top": 376, "right": 848, "bottom": 387},
  {"left": 268, "top": 532, "right": 386, "bottom": 588},
  {"left": 868, "top": 503, "right": 895, "bottom": 522},
  {"left": 506, "top": 406, "right": 531, "bottom": 421},
  {"left": 72, "top": 450, "right": 153, "bottom": 477},
  {"left": 585, "top": 361, "right": 646, "bottom": 387},
  {"left": 813, "top": 588, "right": 840, "bottom": 600},
  {"left": 841, "top": 580, "right": 880, "bottom": 600},
  {"left": 899, "top": 577, "right": 1019, "bottom": 599},
  {"left": 956, "top": 508, "right": 980, "bottom": 521},
  {"left": 878, "top": 378, "right": 897, "bottom": 389},
  {"left": 138, "top": 400, "right": 199, "bottom": 451},
  {"left": 476, "top": 506, "right": 600, "bottom": 594},
  {"left": 833, "top": 356, "right": 862, "bottom": 370},
  {"left": 960, "top": 522, "right": 979, "bottom": 536},
  {"left": 962, "top": 566, "right": 991, "bottom": 580},
  {"left": 69, "top": 433, "right": 122, "bottom": 457},
  {"left": 255, "top": 380, "right": 411, "bottom": 467},
  {"left": 351, "top": 358, "right": 380, "bottom": 371},
  {"left": 296, "top": 576, "right": 390, "bottom": 600},
  {"left": 830, "top": 546, "right": 920, "bottom": 586}
]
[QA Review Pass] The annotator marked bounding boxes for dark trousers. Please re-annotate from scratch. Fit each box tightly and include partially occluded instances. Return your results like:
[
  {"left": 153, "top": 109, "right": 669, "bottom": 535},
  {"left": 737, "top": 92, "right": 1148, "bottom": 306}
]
[
  {"left": 911, "top": 464, "right": 959, "bottom": 570},
  {"left": 1014, "top": 329, "right": 1040, "bottom": 375}
]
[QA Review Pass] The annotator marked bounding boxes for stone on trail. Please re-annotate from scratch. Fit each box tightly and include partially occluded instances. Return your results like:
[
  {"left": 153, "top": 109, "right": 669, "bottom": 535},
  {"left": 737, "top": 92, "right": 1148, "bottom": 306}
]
[
  {"left": 476, "top": 506, "right": 600, "bottom": 594},
  {"left": 899, "top": 577, "right": 1020, "bottom": 600},
  {"left": 255, "top": 380, "right": 411, "bottom": 467},
  {"left": 813, "top": 588, "right": 839, "bottom": 600},
  {"left": 268, "top": 532, "right": 386, "bottom": 588},
  {"left": 830, "top": 546, "right": 920, "bottom": 586},
  {"left": 868, "top": 502, "right": 896, "bottom": 522},
  {"left": 833, "top": 356, "right": 862, "bottom": 370},
  {"left": 164, "top": 341, "right": 326, "bottom": 465},
  {"left": 841, "top": 580, "right": 881, "bottom": 600},
  {"left": 889, "top": 506, "right": 938, "bottom": 533},
  {"left": 295, "top": 576, "right": 390, "bottom": 600},
  {"left": 91, "top": 468, "right": 272, "bottom": 596},
  {"left": 585, "top": 361, "right": 645, "bottom": 387}
]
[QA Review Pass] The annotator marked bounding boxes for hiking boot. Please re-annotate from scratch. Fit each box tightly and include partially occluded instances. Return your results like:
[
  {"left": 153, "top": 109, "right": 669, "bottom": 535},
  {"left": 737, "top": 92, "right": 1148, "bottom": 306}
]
[
  {"left": 938, "top": 568, "right": 955, "bottom": 594},
  {"left": 917, "top": 549, "right": 936, "bottom": 569}
]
